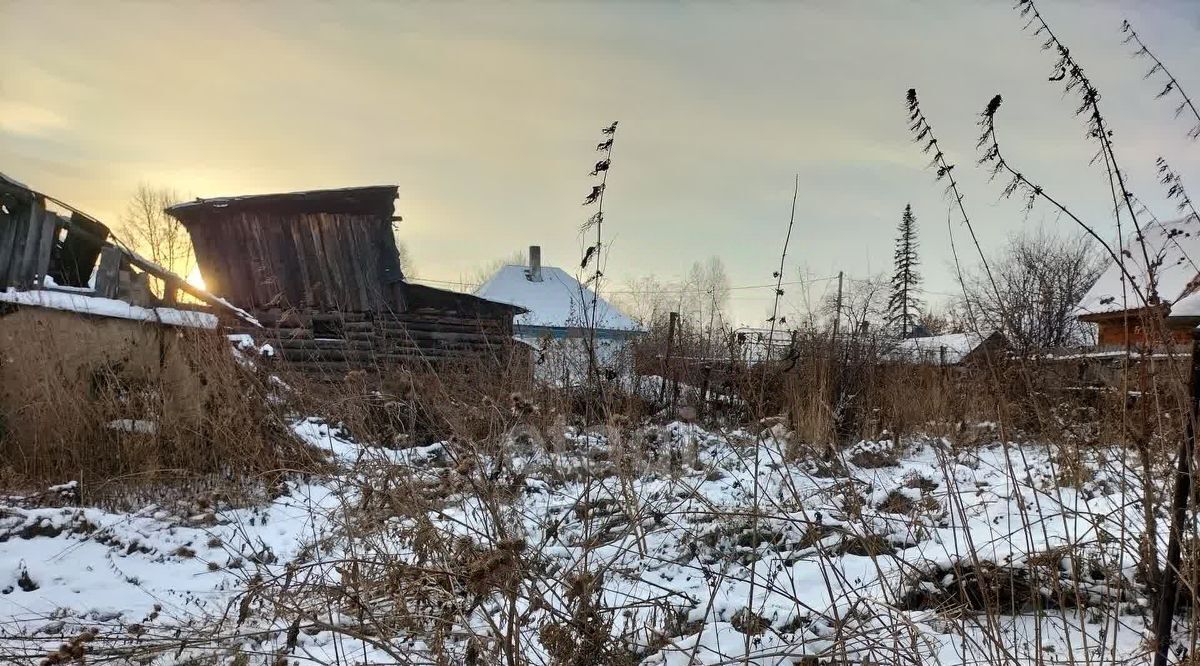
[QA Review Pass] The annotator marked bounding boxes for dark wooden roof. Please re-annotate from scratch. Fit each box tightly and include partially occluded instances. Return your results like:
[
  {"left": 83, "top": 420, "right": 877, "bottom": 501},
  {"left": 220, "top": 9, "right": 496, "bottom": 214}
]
[
  {"left": 167, "top": 186, "right": 399, "bottom": 220},
  {"left": 405, "top": 282, "right": 527, "bottom": 317}
]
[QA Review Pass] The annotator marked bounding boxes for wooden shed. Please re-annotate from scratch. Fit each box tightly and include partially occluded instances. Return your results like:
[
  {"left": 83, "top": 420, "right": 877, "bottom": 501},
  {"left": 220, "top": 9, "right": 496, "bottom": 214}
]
[{"left": 167, "top": 186, "right": 525, "bottom": 372}]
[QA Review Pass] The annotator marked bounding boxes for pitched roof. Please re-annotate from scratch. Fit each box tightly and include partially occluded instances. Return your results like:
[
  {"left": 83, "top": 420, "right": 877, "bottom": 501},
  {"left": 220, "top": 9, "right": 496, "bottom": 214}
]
[
  {"left": 889, "top": 331, "right": 1000, "bottom": 365},
  {"left": 1077, "top": 215, "right": 1200, "bottom": 317},
  {"left": 166, "top": 186, "right": 398, "bottom": 220},
  {"left": 474, "top": 264, "right": 642, "bottom": 331}
]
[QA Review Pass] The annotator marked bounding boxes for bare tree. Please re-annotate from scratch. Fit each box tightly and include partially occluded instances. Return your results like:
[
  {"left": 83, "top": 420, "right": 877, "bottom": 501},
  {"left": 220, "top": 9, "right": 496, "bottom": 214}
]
[
  {"left": 465, "top": 249, "right": 527, "bottom": 288},
  {"left": 918, "top": 308, "right": 960, "bottom": 335},
  {"left": 830, "top": 274, "right": 890, "bottom": 337},
  {"left": 613, "top": 274, "right": 676, "bottom": 328},
  {"left": 395, "top": 237, "right": 416, "bottom": 277},
  {"left": 678, "top": 256, "right": 731, "bottom": 337},
  {"left": 119, "top": 184, "right": 192, "bottom": 277},
  {"left": 958, "top": 229, "right": 1105, "bottom": 350}
]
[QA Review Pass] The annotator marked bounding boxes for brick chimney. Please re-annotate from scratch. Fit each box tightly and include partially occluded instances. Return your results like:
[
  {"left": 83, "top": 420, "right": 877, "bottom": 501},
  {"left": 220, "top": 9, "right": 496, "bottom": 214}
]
[{"left": 527, "top": 245, "right": 542, "bottom": 282}]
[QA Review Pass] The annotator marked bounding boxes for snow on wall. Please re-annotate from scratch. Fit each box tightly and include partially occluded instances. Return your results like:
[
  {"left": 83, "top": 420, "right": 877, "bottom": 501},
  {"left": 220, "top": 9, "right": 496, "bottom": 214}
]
[
  {"left": 0, "top": 288, "right": 218, "bottom": 329},
  {"left": 1077, "top": 214, "right": 1200, "bottom": 316},
  {"left": 517, "top": 333, "right": 635, "bottom": 385},
  {"left": 475, "top": 264, "right": 642, "bottom": 332},
  {"left": 889, "top": 332, "right": 985, "bottom": 365}
]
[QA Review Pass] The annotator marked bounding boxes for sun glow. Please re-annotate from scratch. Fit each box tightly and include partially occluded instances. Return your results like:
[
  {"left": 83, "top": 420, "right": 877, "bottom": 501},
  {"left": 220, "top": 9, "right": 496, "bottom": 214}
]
[{"left": 186, "top": 266, "right": 206, "bottom": 290}]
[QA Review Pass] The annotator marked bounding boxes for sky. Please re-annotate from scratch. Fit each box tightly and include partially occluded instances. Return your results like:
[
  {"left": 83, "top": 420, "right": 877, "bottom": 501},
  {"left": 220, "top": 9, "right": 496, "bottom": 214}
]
[{"left": 2, "top": 0, "right": 1200, "bottom": 325}]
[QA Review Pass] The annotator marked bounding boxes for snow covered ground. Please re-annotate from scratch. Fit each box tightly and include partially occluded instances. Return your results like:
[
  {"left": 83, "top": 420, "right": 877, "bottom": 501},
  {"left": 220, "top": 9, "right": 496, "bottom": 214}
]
[{"left": 0, "top": 418, "right": 1161, "bottom": 664}]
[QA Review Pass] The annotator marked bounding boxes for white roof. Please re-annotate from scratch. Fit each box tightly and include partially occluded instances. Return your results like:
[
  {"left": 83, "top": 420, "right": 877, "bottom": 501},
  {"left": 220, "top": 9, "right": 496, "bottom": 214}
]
[
  {"left": 0, "top": 289, "right": 218, "bottom": 329},
  {"left": 1171, "top": 290, "right": 1200, "bottom": 318},
  {"left": 1077, "top": 215, "right": 1200, "bottom": 317},
  {"left": 890, "top": 332, "right": 991, "bottom": 365},
  {"left": 475, "top": 264, "right": 642, "bottom": 331}
]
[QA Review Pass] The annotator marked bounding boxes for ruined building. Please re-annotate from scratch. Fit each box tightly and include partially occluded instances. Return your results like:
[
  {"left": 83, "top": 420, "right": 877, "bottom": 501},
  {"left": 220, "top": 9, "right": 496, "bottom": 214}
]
[{"left": 166, "top": 186, "right": 524, "bottom": 373}]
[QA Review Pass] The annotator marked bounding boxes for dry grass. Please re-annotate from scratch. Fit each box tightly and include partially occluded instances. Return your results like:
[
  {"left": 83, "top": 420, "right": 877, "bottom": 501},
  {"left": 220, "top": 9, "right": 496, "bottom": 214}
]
[
  {"left": 0, "top": 320, "right": 326, "bottom": 507},
  {"left": 1, "top": 307, "right": 1197, "bottom": 665}
]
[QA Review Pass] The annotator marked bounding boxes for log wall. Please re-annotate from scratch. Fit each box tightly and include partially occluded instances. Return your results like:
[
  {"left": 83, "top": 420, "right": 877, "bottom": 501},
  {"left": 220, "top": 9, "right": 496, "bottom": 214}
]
[{"left": 228, "top": 309, "right": 525, "bottom": 375}]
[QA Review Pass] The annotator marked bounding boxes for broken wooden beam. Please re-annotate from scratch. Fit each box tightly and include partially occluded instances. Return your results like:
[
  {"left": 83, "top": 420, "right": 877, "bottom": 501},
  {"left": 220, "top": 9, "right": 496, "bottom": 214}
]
[
  {"left": 31, "top": 212, "right": 60, "bottom": 288},
  {"left": 94, "top": 246, "right": 122, "bottom": 299}
]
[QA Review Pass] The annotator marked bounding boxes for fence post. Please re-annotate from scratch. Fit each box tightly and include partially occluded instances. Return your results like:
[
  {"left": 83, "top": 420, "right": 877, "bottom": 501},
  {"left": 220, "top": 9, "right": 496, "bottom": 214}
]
[
  {"left": 659, "top": 311, "right": 679, "bottom": 407},
  {"left": 1153, "top": 325, "right": 1200, "bottom": 665}
]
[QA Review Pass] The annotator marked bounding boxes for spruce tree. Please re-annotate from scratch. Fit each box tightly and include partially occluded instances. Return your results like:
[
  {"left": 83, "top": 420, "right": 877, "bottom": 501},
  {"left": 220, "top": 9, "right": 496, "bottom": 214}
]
[{"left": 887, "top": 204, "right": 923, "bottom": 337}]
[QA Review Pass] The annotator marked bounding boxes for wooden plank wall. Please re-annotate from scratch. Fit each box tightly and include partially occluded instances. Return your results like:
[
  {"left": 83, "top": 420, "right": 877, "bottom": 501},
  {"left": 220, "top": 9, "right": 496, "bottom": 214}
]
[
  {"left": 0, "top": 197, "right": 48, "bottom": 290},
  {"left": 0, "top": 204, "right": 16, "bottom": 288},
  {"left": 186, "top": 211, "right": 396, "bottom": 313}
]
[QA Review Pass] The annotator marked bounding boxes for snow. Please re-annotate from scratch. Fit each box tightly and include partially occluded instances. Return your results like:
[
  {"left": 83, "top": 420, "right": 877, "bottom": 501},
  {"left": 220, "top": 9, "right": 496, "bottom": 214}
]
[
  {"left": 889, "top": 332, "right": 988, "bottom": 365},
  {"left": 475, "top": 264, "right": 643, "bottom": 332},
  {"left": 227, "top": 333, "right": 275, "bottom": 357},
  {"left": 0, "top": 289, "right": 218, "bottom": 329},
  {"left": 1169, "top": 289, "right": 1200, "bottom": 318},
  {"left": 106, "top": 245, "right": 261, "bottom": 328},
  {"left": 0, "top": 420, "right": 1158, "bottom": 664},
  {"left": 1077, "top": 214, "right": 1200, "bottom": 316},
  {"left": 40, "top": 275, "right": 92, "bottom": 293}
]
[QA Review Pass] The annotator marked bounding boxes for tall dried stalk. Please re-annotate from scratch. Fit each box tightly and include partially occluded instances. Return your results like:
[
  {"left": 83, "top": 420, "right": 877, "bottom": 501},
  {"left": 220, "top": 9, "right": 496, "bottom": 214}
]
[
  {"left": 1122, "top": 19, "right": 1200, "bottom": 140},
  {"left": 579, "top": 121, "right": 619, "bottom": 395}
]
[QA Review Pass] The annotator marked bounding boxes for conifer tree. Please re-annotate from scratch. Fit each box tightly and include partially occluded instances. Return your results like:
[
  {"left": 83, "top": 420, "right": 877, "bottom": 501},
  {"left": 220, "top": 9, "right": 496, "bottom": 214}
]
[{"left": 887, "top": 204, "right": 922, "bottom": 337}]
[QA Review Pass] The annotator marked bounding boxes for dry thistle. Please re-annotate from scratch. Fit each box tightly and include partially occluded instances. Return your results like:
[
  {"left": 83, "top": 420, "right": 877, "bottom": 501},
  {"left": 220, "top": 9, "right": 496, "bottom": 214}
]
[{"left": 1122, "top": 19, "right": 1200, "bottom": 139}]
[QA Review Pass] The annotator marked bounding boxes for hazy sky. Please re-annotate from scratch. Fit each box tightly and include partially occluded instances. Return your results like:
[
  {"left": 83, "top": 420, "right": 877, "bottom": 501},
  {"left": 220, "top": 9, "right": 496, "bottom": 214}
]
[{"left": 3, "top": 0, "right": 1199, "bottom": 324}]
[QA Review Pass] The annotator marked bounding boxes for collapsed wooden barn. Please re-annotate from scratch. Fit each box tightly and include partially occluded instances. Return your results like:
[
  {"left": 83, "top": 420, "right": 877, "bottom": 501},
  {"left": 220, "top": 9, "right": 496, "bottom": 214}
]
[
  {"left": 0, "top": 172, "right": 267, "bottom": 478},
  {"left": 0, "top": 171, "right": 249, "bottom": 314},
  {"left": 166, "top": 186, "right": 525, "bottom": 373}
]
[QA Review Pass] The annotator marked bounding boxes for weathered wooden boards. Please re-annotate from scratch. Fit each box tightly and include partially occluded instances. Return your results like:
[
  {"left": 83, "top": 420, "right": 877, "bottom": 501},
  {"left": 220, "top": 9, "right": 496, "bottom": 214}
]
[
  {"left": 0, "top": 203, "right": 20, "bottom": 288},
  {"left": 0, "top": 199, "right": 72, "bottom": 291},
  {"left": 32, "top": 213, "right": 59, "bottom": 288},
  {"left": 180, "top": 210, "right": 398, "bottom": 313},
  {"left": 93, "top": 246, "right": 122, "bottom": 299},
  {"left": 166, "top": 186, "right": 524, "bottom": 374},
  {"left": 49, "top": 213, "right": 112, "bottom": 287},
  {"left": 227, "top": 309, "right": 519, "bottom": 373}
]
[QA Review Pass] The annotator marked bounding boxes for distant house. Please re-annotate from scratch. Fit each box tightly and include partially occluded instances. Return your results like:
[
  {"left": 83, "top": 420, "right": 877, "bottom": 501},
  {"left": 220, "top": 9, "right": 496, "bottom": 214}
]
[
  {"left": 474, "top": 246, "right": 644, "bottom": 380},
  {"left": 166, "top": 186, "right": 525, "bottom": 373},
  {"left": 888, "top": 331, "right": 1007, "bottom": 366},
  {"left": 732, "top": 327, "right": 796, "bottom": 364},
  {"left": 1076, "top": 215, "right": 1200, "bottom": 346}
]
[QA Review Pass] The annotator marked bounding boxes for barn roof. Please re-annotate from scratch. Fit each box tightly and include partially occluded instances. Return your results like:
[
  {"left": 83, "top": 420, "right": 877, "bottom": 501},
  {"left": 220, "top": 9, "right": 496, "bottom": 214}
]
[
  {"left": 0, "top": 171, "right": 30, "bottom": 194},
  {"left": 1077, "top": 215, "right": 1200, "bottom": 318},
  {"left": 166, "top": 185, "right": 398, "bottom": 220},
  {"left": 475, "top": 264, "right": 642, "bottom": 332}
]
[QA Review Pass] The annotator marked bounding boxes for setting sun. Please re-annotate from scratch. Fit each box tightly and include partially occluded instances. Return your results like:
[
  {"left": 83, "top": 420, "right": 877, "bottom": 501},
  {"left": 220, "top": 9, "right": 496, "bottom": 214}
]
[{"left": 186, "top": 266, "right": 206, "bottom": 290}]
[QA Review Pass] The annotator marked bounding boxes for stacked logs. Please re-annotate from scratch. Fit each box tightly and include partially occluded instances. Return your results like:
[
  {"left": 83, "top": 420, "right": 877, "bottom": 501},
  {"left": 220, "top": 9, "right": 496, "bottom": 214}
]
[{"left": 228, "top": 309, "right": 520, "bottom": 374}]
